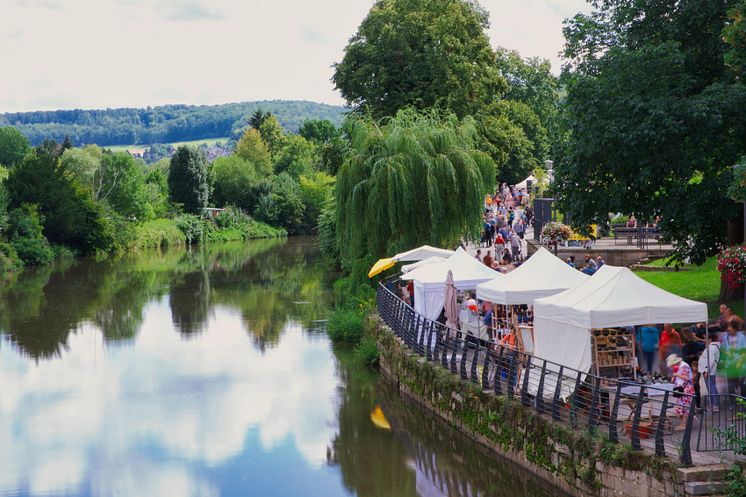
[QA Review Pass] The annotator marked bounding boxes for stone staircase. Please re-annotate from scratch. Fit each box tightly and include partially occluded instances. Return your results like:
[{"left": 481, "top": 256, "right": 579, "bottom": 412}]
[{"left": 677, "top": 464, "right": 730, "bottom": 496}]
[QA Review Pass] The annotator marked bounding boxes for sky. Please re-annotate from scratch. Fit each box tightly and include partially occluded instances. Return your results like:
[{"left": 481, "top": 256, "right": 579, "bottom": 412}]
[{"left": 0, "top": 0, "right": 590, "bottom": 113}]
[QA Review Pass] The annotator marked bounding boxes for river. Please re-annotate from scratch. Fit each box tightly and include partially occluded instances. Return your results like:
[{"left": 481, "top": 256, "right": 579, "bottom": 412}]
[{"left": 0, "top": 237, "right": 561, "bottom": 497}]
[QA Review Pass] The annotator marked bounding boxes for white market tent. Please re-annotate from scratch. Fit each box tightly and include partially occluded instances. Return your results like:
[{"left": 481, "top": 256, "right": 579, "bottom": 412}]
[
  {"left": 401, "top": 256, "right": 446, "bottom": 273},
  {"left": 475, "top": 247, "right": 589, "bottom": 305},
  {"left": 394, "top": 245, "right": 454, "bottom": 262},
  {"left": 514, "top": 174, "right": 538, "bottom": 190},
  {"left": 533, "top": 264, "right": 708, "bottom": 375},
  {"left": 402, "top": 247, "right": 500, "bottom": 320}
]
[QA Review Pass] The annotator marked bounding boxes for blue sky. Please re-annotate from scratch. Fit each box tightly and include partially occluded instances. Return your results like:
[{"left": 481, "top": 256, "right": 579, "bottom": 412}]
[{"left": 0, "top": 0, "right": 589, "bottom": 113}]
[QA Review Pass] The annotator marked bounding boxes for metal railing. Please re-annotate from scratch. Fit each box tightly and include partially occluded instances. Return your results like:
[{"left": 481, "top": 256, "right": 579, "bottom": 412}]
[
  {"left": 377, "top": 281, "right": 698, "bottom": 464},
  {"left": 697, "top": 394, "right": 746, "bottom": 453}
]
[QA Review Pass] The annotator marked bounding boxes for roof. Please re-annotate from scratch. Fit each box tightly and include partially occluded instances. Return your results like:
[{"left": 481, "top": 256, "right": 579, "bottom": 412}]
[
  {"left": 401, "top": 247, "right": 499, "bottom": 288},
  {"left": 534, "top": 264, "right": 707, "bottom": 328},
  {"left": 393, "top": 245, "right": 454, "bottom": 262},
  {"left": 476, "top": 247, "right": 588, "bottom": 305}
]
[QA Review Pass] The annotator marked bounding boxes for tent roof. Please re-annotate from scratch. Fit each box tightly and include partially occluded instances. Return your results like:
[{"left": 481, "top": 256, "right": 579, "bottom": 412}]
[
  {"left": 534, "top": 264, "right": 707, "bottom": 328},
  {"left": 401, "top": 256, "right": 446, "bottom": 273},
  {"left": 401, "top": 247, "right": 500, "bottom": 288},
  {"left": 476, "top": 247, "right": 589, "bottom": 305},
  {"left": 393, "top": 245, "right": 454, "bottom": 262},
  {"left": 515, "top": 174, "right": 538, "bottom": 189}
]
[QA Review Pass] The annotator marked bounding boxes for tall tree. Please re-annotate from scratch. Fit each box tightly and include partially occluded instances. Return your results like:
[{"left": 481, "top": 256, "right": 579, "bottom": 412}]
[
  {"left": 0, "top": 127, "right": 30, "bottom": 167},
  {"left": 332, "top": 0, "right": 506, "bottom": 119},
  {"left": 168, "top": 146, "right": 210, "bottom": 214},
  {"left": 336, "top": 110, "right": 494, "bottom": 279},
  {"left": 558, "top": 0, "right": 746, "bottom": 264},
  {"left": 236, "top": 128, "right": 273, "bottom": 176}
]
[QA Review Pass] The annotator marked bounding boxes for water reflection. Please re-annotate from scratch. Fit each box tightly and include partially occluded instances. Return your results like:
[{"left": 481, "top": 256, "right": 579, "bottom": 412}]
[{"left": 0, "top": 238, "right": 565, "bottom": 497}]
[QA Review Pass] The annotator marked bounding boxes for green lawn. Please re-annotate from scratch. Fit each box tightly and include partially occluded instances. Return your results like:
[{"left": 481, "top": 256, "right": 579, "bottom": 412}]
[
  {"left": 103, "top": 137, "right": 229, "bottom": 152},
  {"left": 635, "top": 256, "right": 741, "bottom": 318}
]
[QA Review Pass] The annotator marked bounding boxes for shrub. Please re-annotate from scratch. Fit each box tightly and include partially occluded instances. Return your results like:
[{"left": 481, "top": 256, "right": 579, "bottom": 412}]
[
  {"left": 132, "top": 219, "right": 186, "bottom": 250},
  {"left": 12, "top": 236, "right": 54, "bottom": 265},
  {"left": 7, "top": 204, "right": 54, "bottom": 265},
  {"left": 175, "top": 214, "right": 206, "bottom": 244},
  {"left": 353, "top": 337, "right": 380, "bottom": 366},
  {"left": 327, "top": 308, "right": 365, "bottom": 344},
  {"left": 0, "top": 241, "right": 22, "bottom": 275}
]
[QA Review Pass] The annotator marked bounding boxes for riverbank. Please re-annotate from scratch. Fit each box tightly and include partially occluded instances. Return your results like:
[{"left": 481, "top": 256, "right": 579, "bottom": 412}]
[{"left": 367, "top": 312, "right": 728, "bottom": 497}]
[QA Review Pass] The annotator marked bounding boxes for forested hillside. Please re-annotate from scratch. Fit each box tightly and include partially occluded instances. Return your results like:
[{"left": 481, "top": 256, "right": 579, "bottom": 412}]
[{"left": 0, "top": 100, "right": 345, "bottom": 146}]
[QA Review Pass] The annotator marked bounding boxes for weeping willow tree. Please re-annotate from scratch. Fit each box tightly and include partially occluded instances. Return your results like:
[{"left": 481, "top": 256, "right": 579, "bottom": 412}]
[{"left": 336, "top": 109, "right": 495, "bottom": 279}]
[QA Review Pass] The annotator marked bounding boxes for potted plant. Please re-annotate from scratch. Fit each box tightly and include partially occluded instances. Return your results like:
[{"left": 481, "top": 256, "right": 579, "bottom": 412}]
[
  {"left": 541, "top": 222, "right": 572, "bottom": 254},
  {"left": 717, "top": 245, "right": 746, "bottom": 290}
]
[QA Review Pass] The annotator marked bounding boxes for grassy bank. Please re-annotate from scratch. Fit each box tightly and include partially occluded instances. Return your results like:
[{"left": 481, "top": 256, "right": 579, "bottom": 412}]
[{"left": 634, "top": 257, "right": 741, "bottom": 318}]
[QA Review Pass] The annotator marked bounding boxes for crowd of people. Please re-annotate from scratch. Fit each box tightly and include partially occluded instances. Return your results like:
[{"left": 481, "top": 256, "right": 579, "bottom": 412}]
[{"left": 477, "top": 183, "right": 532, "bottom": 272}]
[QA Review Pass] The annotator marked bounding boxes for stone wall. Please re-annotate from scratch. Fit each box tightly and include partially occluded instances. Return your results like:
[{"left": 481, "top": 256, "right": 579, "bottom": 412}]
[
  {"left": 526, "top": 239, "right": 671, "bottom": 267},
  {"left": 368, "top": 314, "right": 686, "bottom": 497}
]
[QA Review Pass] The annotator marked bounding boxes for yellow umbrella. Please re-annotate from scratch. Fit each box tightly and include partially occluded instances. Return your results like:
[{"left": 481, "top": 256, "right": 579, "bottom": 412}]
[
  {"left": 368, "top": 258, "right": 395, "bottom": 278},
  {"left": 370, "top": 405, "right": 391, "bottom": 430}
]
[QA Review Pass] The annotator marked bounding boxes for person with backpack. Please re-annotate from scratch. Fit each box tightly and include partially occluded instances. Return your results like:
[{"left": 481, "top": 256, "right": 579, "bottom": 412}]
[{"left": 699, "top": 332, "right": 721, "bottom": 411}]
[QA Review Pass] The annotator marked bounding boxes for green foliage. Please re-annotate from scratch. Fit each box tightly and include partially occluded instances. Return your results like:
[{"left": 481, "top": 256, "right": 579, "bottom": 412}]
[
  {"left": 0, "top": 101, "right": 345, "bottom": 146},
  {"left": 131, "top": 219, "right": 186, "bottom": 250},
  {"left": 353, "top": 337, "right": 380, "bottom": 366},
  {"left": 168, "top": 146, "right": 210, "bottom": 214},
  {"left": 6, "top": 148, "right": 113, "bottom": 254},
  {"left": 299, "top": 172, "right": 334, "bottom": 231},
  {"left": 336, "top": 109, "right": 495, "bottom": 279},
  {"left": 99, "top": 152, "right": 151, "bottom": 220},
  {"left": 317, "top": 196, "right": 339, "bottom": 262},
  {"left": 7, "top": 204, "right": 54, "bottom": 265},
  {"left": 255, "top": 172, "right": 305, "bottom": 234},
  {"left": 333, "top": 0, "right": 506, "bottom": 119},
  {"left": 327, "top": 307, "right": 365, "bottom": 344},
  {"left": 257, "top": 115, "right": 286, "bottom": 156},
  {"left": 0, "top": 126, "right": 30, "bottom": 167},
  {"left": 235, "top": 128, "right": 272, "bottom": 175},
  {"left": 729, "top": 157, "right": 746, "bottom": 202},
  {"left": 175, "top": 214, "right": 205, "bottom": 244},
  {"left": 724, "top": 0, "right": 746, "bottom": 74},
  {"left": 144, "top": 168, "right": 170, "bottom": 218},
  {"left": 0, "top": 241, "right": 22, "bottom": 276},
  {"left": 274, "top": 134, "right": 318, "bottom": 178},
  {"left": 60, "top": 145, "right": 102, "bottom": 195},
  {"left": 0, "top": 165, "right": 8, "bottom": 181},
  {"left": 211, "top": 155, "right": 259, "bottom": 210},
  {"left": 558, "top": 1, "right": 746, "bottom": 264},
  {"left": 0, "top": 182, "right": 8, "bottom": 235},
  {"left": 299, "top": 119, "right": 339, "bottom": 144}
]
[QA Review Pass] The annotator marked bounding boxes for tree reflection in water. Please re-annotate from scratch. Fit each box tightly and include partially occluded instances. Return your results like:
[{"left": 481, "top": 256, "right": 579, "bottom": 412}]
[{"left": 0, "top": 237, "right": 330, "bottom": 360}]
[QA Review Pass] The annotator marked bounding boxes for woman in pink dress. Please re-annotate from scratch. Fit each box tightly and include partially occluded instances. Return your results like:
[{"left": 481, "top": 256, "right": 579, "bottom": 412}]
[{"left": 668, "top": 354, "right": 695, "bottom": 430}]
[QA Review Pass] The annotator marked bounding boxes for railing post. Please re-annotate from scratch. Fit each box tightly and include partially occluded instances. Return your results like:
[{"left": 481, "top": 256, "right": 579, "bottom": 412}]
[
  {"left": 569, "top": 371, "right": 582, "bottom": 429},
  {"left": 630, "top": 386, "right": 645, "bottom": 450},
  {"left": 415, "top": 315, "right": 424, "bottom": 356},
  {"left": 494, "top": 347, "right": 504, "bottom": 396},
  {"left": 552, "top": 366, "right": 564, "bottom": 421},
  {"left": 441, "top": 331, "right": 449, "bottom": 368},
  {"left": 460, "top": 339, "right": 468, "bottom": 380},
  {"left": 680, "top": 393, "right": 696, "bottom": 465},
  {"left": 536, "top": 361, "right": 547, "bottom": 413},
  {"left": 655, "top": 390, "right": 669, "bottom": 457},
  {"left": 609, "top": 382, "right": 622, "bottom": 443},
  {"left": 588, "top": 376, "right": 601, "bottom": 432},
  {"left": 482, "top": 352, "right": 491, "bottom": 390},
  {"left": 425, "top": 321, "right": 433, "bottom": 361},
  {"left": 521, "top": 355, "right": 532, "bottom": 407},
  {"left": 470, "top": 345, "right": 479, "bottom": 384},
  {"left": 450, "top": 335, "right": 458, "bottom": 373}
]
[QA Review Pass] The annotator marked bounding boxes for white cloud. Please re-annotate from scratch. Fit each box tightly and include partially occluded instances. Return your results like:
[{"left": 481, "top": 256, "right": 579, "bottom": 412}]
[
  {"left": 0, "top": 0, "right": 590, "bottom": 113},
  {"left": 0, "top": 299, "right": 340, "bottom": 496}
]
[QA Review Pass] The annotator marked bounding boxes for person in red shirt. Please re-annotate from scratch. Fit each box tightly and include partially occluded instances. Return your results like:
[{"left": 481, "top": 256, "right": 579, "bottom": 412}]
[{"left": 659, "top": 323, "right": 682, "bottom": 374}]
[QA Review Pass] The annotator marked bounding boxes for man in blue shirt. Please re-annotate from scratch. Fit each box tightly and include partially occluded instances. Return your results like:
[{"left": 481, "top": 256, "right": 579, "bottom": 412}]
[{"left": 637, "top": 325, "right": 660, "bottom": 373}]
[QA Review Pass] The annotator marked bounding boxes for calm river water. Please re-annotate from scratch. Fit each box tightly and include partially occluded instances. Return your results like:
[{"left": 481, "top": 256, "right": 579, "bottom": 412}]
[{"left": 0, "top": 237, "right": 560, "bottom": 497}]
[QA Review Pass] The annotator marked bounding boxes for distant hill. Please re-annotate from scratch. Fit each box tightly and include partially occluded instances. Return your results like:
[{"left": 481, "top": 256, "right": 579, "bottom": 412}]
[{"left": 0, "top": 100, "right": 347, "bottom": 147}]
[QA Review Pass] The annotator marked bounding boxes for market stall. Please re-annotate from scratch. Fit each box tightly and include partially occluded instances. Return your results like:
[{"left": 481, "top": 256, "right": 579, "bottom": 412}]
[
  {"left": 533, "top": 265, "right": 707, "bottom": 379},
  {"left": 475, "top": 247, "right": 589, "bottom": 350},
  {"left": 368, "top": 245, "right": 455, "bottom": 278},
  {"left": 401, "top": 247, "right": 500, "bottom": 321}
]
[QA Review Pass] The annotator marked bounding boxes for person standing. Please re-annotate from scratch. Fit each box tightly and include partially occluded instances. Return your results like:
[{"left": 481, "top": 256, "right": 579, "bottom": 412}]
[
  {"left": 515, "top": 218, "right": 526, "bottom": 239},
  {"left": 509, "top": 229, "right": 522, "bottom": 262},
  {"left": 637, "top": 324, "right": 660, "bottom": 373},
  {"left": 668, "top": 354, "right": 695, "bottom": 430},
  {"left": 699, "top": 332, "right": 721, "bottom": 411},
  {"left": 660, "top": 324, "right": 682, "bottom": 374}
]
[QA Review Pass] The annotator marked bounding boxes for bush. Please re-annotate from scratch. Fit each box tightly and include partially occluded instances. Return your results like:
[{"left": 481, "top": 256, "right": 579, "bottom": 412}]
[
  {"left": 353, "top": 337, "right": 380, "bottom": 366},
  {"left": 12, "top": 236, "right": 54, "bottom": 265},
  {"left": 0, "top": 241, "right": 22, "bottom": 275},
  {"left": 7, "top": 204, "right": 54, "bottom": 265},
  {"left": 132, "top": 219, "right": 186, "bottom": 250},
  {"left": 327, "top": 308, "right": 365, "bottom": 344},
  {"left": 175, "top": 214, "right": 206, "bottom": 244}
]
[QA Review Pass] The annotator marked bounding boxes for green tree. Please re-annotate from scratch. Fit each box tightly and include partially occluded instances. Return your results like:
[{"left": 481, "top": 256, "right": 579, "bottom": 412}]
[
  {"left": 255, "top": 173, "right": 305, "bottom": 233},
  {"left": 336, "top": 110, "right": 494, "bottom": 279},
  {"left": 236, "top": 128, "right": 273, "bottom": 175},
  {"left": 168, "top": 146, "right": 210, "bottom": 214},
  {"left": 724, "top": 0, "right": 746, "bottom": 73},
  {"left": 274, "top": 134, "right": 318, "bottom": 179},
  {"left": 299, "top": 172, "right": 335, "bottom": 231},
  {"left": 60, "top": 145, "right": 103, "bottom": 197},
  {"left": 0, "top": 127, "right": 31, "bottom": 167},
  {"left": 299, "top": 119, "right": 339, "bottom": 144},
  {"left": 332, "top": 0, "right": 506, "bottom": 119},
  {"left": 6, "top": 148, "right": 113, "bottom": 254},
  {"left": 212, "top": 155, "right": 258, "bottom": 210},
  {"left": 7, "top": 204, "right": 54, "bottom": 265},
  {"left": 99, "top": 152, "right": 151, "bottom": 220},
  {"left": 257, "top": 115, "right": 286, "bottom": 156},
  {"left": 558, "top": 0, "right": 746, "bottom": 264}
]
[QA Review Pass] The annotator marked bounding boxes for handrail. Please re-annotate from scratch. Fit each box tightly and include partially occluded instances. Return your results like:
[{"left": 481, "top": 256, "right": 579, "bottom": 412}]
[{"left": 376, "top": 280, "right": 700, "bottom": 464}]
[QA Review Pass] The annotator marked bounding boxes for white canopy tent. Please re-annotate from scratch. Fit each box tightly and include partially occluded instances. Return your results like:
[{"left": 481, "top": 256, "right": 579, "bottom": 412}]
[
  {"left": 401, "top": 256, "right": 446, "bottom": 273},
  {"left": 533, "top": 264, "right": 708, "bottom": 375},
  {"left": 394, "top": 245, "right": 454, "bottom": 262},
  {"left": 475, "top": 247, "right": 589, "bottom": 305},
  {"left": 514, "top": 174, "right": 538, "bottom": 191},
  {"left": 402, "top": 247, "right": 500, "bottom": 321}
]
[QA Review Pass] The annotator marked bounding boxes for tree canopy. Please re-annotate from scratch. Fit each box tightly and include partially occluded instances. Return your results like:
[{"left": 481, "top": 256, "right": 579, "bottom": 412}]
[
  {"left": 168, "top": 146, "right": 210, "bottom": 215},
  {"left": 557, "top": 0, "right": 746, "bottom": 263},
  {"left": 0, "top": 127, "right": 30, "bottom": 167},
  {"left": 336, "top": 110, "right": 494, "bottom": 278}
]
